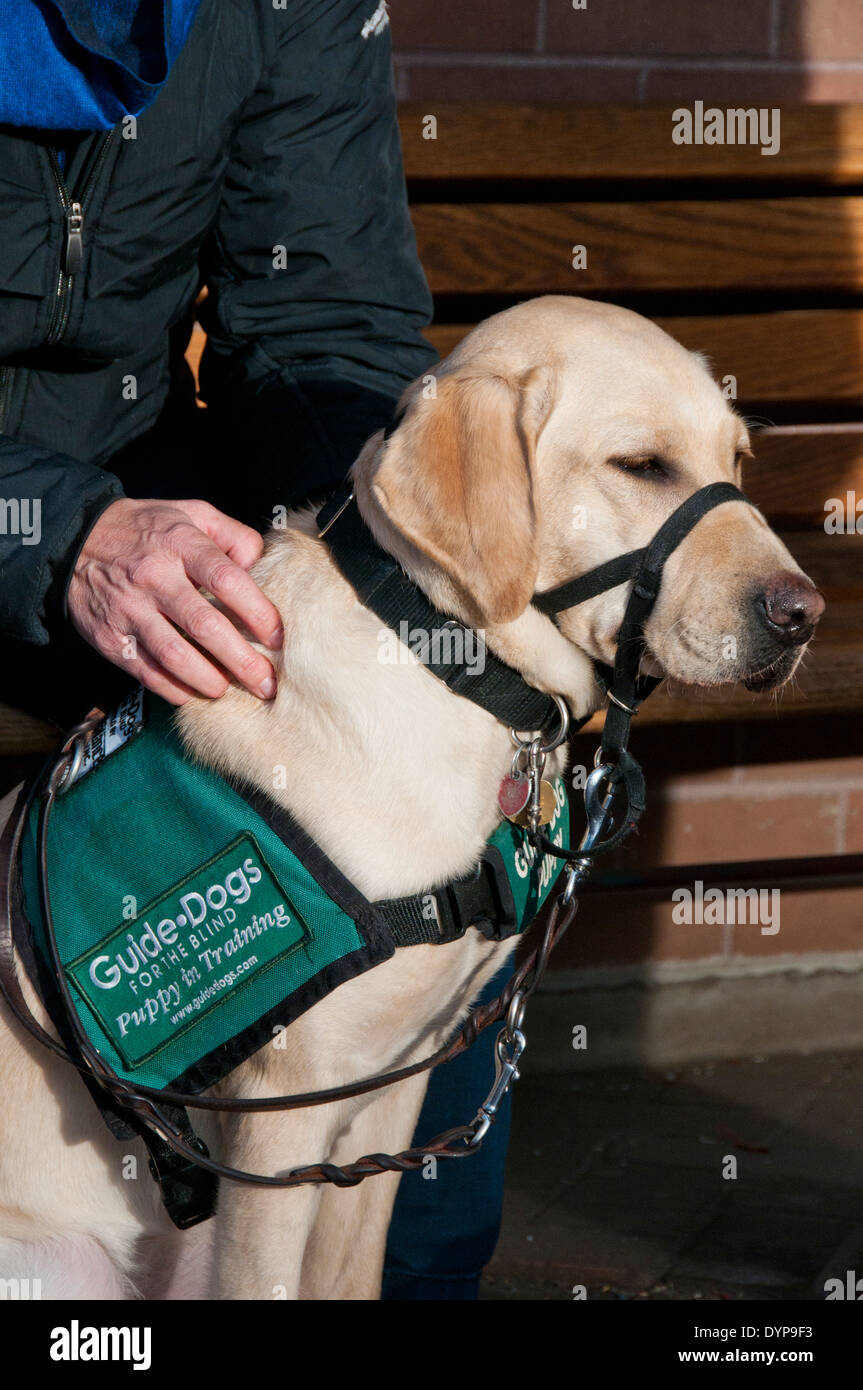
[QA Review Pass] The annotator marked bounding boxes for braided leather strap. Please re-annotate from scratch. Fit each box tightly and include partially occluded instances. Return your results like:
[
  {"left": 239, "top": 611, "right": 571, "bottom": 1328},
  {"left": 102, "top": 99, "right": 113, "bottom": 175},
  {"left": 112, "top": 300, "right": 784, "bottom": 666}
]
[{"left": 0, "top": 733, "right": 578, "bottom": 1189}]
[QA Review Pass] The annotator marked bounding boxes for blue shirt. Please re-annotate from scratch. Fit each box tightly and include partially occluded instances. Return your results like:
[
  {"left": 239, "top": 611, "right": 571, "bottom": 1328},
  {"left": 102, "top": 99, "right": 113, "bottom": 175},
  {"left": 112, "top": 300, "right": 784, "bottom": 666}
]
[{"left": 0, "top": 0, "right": 202, "bottom": 130}]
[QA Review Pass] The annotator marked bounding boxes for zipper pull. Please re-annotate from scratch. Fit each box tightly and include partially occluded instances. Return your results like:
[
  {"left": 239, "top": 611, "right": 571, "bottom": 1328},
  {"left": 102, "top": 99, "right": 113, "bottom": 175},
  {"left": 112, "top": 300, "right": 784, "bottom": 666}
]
[{"left": 64, "top": 202, "right": 84, "bottom": 275}]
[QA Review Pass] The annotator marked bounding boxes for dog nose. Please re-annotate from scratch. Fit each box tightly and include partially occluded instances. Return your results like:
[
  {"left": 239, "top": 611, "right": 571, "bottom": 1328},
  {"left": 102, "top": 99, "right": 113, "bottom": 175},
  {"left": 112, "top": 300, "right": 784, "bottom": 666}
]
[{"left": 755, "top": 572, "right": 825, "bottom": 646}]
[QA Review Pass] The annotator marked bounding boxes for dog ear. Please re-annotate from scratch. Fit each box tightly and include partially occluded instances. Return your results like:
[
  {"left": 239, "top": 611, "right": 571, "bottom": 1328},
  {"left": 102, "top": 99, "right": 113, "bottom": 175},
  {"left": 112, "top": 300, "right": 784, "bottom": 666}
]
[{"left": 367, "top": 366, "right": 556, "bottom": 624}]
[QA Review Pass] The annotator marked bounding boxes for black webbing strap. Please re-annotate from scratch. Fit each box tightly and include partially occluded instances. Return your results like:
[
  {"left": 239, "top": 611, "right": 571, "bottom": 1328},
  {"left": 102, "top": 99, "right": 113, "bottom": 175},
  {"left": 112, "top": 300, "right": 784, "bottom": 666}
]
[
  {"left": 318, "top": 483, "right": 563, "bottom": 735},
  {"left": 374, "top": 847, "right": 518, "bottom": 946},
  {"left": 598, "top": 482, "right": 746, "bottom": 761},
  {"left": 237, "top": 772, "right": 521, "bottom": 948},
  {"left": 528, "top": 481, "right": 748, "bottom": 860},
  {"left": 533, "top": 550, "right": 645, "bottom": 614},
  {"left": 534, "top": 483, "right": 747, "bottom": 621}
]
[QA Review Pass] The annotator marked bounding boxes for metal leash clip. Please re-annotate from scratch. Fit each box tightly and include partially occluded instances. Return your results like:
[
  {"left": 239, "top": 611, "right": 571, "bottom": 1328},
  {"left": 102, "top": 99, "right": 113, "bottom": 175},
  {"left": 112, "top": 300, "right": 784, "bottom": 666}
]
[
  {"left": 465, "top": 991, "right": 527, "bottom": 1148},
  {"left": 559, "top": 759, "right": 622, "bottom": 892},
  {"left": 509, "top": 695, "right": 571, "bottom": 833}
]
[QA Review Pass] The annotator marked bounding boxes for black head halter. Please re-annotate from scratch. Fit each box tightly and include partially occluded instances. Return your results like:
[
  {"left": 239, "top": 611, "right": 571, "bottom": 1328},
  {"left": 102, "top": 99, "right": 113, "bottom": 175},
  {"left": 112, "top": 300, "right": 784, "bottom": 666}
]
[
  {"left": 534, "top": 481, "right": 748, "bottom": 762},
  {"left": 320, "top": 468, "right": 747, "bottom": 756},
  {"left": 319, "top": 422, "right": 749, "bottom": 858},
  {"left": 527, "top": 479, "right": 748, "bottom": 859}
]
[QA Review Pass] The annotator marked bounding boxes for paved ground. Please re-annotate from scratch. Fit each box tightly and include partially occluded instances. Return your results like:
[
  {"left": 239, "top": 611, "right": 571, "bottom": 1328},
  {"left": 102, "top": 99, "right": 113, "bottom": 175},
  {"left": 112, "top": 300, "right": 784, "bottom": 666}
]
[{"left": 481, "top": 1050, "right": 863, "bottom": 1301}]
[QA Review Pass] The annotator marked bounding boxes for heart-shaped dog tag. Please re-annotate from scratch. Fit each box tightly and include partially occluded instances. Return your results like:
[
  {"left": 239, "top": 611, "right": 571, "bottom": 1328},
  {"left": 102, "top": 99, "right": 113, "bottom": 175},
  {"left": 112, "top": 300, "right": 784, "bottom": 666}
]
[{"left": 498, "top": 774, "right": 531, "bottom": 822}]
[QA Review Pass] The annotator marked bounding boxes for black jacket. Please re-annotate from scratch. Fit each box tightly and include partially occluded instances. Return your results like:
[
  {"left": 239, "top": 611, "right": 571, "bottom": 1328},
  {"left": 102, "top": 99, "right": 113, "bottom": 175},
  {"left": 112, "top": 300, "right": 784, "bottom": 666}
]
[{"left": 0, "top": 0, "right": 437, "bottom": 650}]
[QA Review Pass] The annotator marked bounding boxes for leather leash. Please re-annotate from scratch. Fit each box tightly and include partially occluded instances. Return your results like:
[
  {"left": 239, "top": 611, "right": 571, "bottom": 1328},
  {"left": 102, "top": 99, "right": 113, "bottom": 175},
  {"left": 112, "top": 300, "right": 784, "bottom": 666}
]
[
  {"left": 0, "top": 480, "right": 749, "bottom": 1196},
  {"left": 0, "top": 720, "right": 583, "bottom": 1190}
]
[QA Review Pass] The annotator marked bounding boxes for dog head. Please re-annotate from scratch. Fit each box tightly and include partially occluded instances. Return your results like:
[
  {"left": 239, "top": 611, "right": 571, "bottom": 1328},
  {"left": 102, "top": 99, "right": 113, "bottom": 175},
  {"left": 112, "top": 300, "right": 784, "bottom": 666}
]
[{"left": 355, "top": 295, "right": 823, "bottom": 707}]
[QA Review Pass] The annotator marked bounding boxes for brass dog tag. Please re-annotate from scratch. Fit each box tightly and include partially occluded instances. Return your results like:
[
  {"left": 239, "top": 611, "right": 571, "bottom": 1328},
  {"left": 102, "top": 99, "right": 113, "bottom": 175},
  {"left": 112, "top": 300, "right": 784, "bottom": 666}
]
[{"left": 509, "top": 778, "right": 557, "bottom": 829}]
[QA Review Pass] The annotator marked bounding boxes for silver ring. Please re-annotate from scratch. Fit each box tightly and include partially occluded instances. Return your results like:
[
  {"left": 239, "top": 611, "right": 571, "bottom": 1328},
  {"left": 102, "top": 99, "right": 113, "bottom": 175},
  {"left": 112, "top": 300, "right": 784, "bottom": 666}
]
[
  {"left": 510, "top": 694, "right": 570, "bottom": 755},
  {"left": 54, "top": 714, "right": 102, "bottom": 797},
  {"left": 55, "top": 736, "right": 86, "bottom": 796},
  {"left": 606, "top": 690, "right": 638, "bottom": 715},
  {"left": 505, "top": 991, "right": 527, "bottom": 1038},
  {"left": 510, "top": 746, "right": 528, "bottom": 779}
]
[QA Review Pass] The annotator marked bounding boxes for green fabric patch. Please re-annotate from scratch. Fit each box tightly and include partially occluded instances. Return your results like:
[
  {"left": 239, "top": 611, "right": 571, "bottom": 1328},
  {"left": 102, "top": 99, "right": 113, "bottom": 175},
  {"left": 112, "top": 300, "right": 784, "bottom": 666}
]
[
  {"left": 65, "top": 833, "right": 310, "bottom": 1070},
  {"left": 20, "top": 695, "right": 383, "bottom": 1091},
  {"left": 489, "top": 778, "right": 569, "bottom": 925},
  {"left": 20, "top": 692, "right": 570, "bottom": 1094}
]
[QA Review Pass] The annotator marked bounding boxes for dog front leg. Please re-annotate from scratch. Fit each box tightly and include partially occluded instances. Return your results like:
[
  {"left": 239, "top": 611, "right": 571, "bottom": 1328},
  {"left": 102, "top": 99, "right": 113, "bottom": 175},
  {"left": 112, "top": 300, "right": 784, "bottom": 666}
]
[
  {"left": 210, "top": 1108, "right": 342, "bottom": 1301},
  {"left": 300, "top": 1073, "right": 431, "bottom": 1301}
]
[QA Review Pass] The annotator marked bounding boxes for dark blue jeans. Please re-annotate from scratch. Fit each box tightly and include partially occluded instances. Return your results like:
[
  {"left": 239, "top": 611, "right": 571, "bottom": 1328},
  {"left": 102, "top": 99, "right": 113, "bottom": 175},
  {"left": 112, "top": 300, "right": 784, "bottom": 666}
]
[{"left": 381, "top": 965, "right": 513, "bottom": 1301}]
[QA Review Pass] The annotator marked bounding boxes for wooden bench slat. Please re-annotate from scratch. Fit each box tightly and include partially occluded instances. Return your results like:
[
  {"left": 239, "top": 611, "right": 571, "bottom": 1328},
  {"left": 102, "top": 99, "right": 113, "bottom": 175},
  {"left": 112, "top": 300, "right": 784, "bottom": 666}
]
[
  {"left": 399, "top": 103, "right": 863, "bottom": 186},
  {"left": 412, "top": 198, "right": 863, "bottom": 295},
  {"left": 427, "top": 309, "right": 863, "bottom": 408},
  {"left": 579, "top": 533, "right": 862, "bottom": 727},
  {"left": 746, "top": 428, "right": 863, "bottom": 526},
  {"left": 0, "top": 705, "right": 59, "bottom": 756},
  {"left": 191, "top": 311, "right": 863, "bottom": 410},
  {"left": 0, "top": 535, "right": 853, "bottom": 755},
  {"left": 659, "top": 310, "right": 863, "bottom": 406}
]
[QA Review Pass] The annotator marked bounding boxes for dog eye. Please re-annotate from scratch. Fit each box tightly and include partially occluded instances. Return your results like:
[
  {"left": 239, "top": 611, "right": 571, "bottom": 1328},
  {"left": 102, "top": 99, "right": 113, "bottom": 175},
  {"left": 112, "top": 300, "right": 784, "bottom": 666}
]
[{"left": 610, "top": 455, "right": 667, "bottom": 477}]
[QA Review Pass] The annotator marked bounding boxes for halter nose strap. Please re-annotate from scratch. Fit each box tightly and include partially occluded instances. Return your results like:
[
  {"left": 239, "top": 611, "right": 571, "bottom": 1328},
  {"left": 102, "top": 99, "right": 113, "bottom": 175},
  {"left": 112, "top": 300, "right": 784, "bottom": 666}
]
[
  {"left": 533, "top": 481, "right": 749, "bottom": 760},
  {"left": 534, "top": 482, "right": 748, "bottom": 617}
]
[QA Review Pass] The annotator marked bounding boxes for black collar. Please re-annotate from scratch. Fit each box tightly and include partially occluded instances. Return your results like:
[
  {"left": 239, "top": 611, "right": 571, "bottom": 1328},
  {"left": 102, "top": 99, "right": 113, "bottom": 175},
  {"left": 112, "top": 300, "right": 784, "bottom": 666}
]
[
  {"left": 316, "top": 483, "right": 573, "bottom": 737},
  {"left": 317, "top": 474, "right": 748, "bottom": 754}
]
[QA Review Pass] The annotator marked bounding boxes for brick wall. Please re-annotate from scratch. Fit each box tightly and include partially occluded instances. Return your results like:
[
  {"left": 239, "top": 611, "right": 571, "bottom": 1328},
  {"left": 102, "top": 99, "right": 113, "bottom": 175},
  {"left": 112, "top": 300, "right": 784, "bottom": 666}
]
[
  {"left": 390, "top": 1, "right": 863, "bottom": 978},
  {"left": 555, "top": 714, "right": 863, "bottom": 972},
  {"left": 391, "top": 0, "right": 863, "bottom": 103}
]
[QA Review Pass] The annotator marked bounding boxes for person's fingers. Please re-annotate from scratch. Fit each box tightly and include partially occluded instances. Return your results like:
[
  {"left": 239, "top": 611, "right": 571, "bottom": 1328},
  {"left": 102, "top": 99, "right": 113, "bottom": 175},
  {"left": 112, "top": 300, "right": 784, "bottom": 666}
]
[
  {"left": 76, "top": 619, "right": 201, "bottom": 706},
  {"left": 121, "top": 646, "right": 199, "bottom": 706},
  {"left": 159, "top": 586, "right": 277, "bottom": 700},
  {"left": 178, "top": 499, "right": 265, "bottom": 570},
  {"left": 177, "top": 530, "right": 283, "bottom": 651},
  {"left": 133, "top": 611, "right": 232, "bottom": 700},
  {"left": 173, "top": 505, "right": 283, "bottom": 650},
  {"left": 67, "top": 497, "right": 283, "bottom": 694}
]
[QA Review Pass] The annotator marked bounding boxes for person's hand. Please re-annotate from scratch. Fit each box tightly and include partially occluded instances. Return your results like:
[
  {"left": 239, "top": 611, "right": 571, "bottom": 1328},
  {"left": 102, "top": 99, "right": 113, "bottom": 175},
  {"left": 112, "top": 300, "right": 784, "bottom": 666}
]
[{"left": 67, "top": 498, "right": 283, "bottom": 705}]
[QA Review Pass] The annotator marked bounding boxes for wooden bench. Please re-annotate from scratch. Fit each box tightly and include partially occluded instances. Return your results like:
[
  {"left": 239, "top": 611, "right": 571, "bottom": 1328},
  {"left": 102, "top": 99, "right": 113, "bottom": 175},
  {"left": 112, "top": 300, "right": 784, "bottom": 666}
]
[
  {"left": 396, "top": 102, "right": 863, "bottom": 727},
  {"left": 4, "top": 103, "right": 862, "bottom": 757}
]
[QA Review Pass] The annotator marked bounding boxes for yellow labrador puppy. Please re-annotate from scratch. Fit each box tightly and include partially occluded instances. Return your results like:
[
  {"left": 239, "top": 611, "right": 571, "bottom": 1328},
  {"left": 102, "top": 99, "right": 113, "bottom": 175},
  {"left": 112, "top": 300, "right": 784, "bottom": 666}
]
[{"left": 0, "top": 296, "right": 822, "bottom": 1300}]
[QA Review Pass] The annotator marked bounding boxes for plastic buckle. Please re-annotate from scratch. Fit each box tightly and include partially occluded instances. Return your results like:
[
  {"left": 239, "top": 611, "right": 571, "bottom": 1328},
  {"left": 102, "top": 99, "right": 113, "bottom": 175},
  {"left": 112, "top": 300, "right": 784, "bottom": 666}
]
[
  {"left": 432, "top": 850, "right": 518, "bottom": 944},
  {"left": 429, "top": 883, "right": 468, "bottom": 943},
  {"left": 147, "top": 1135, "right": 218, "bottom": 1230},
  {"left": 470, "top": 850, "right": 519, "bottom": 942}
]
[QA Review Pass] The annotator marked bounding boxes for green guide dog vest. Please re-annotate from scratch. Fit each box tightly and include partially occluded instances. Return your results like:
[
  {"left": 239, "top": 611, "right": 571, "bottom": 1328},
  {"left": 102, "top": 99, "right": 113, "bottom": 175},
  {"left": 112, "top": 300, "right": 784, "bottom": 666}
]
[{"left": 18, "top": 690, "right": 569, "bottom": 1094}]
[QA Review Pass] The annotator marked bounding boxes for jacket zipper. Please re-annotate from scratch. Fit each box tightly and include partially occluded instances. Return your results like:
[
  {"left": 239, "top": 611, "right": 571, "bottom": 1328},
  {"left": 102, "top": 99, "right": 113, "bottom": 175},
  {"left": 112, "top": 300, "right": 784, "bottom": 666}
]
[{"left": 45, "top": 130, "right": 116, "bottom": 348}]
